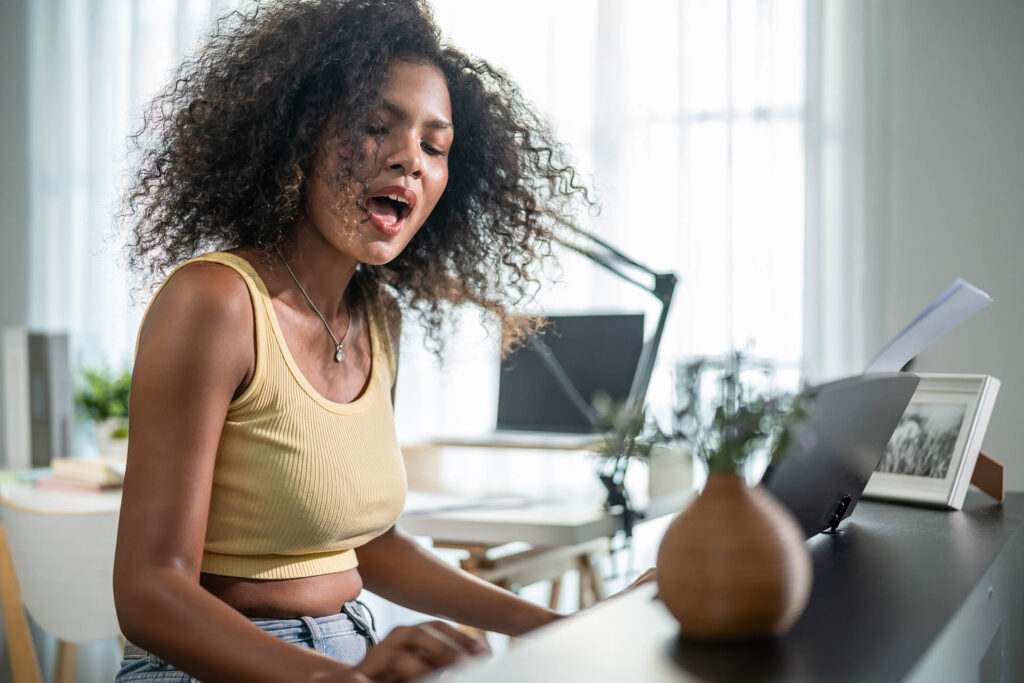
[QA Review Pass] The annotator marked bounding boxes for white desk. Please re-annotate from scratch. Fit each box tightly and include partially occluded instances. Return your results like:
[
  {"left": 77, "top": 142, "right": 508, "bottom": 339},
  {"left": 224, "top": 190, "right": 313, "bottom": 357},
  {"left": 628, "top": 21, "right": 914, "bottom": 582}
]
[
  {"left": 399, "top": 489, "right": 694, "bottom": 547},
  {"left": 0, "top": 483, "right": 693, "bottom": 543},
  {"left": 398, "top": 441, "right": 693, "bottom": 545},
  {"left": 0, "top": 483, "right": 121, "bottom": 514},
  {"left": 399, "top": 487, "right": 692, "bottom": 616},
  {"left": 2, "top": 449, "right": 693, "bottom": 617}
]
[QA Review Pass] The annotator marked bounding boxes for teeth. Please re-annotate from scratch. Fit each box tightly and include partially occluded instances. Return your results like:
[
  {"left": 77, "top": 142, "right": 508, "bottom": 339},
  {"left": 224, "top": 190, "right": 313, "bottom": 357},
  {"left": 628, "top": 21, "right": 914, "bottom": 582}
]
[{"left": 386, "top": 193, "right": 409, "bottom": 205}]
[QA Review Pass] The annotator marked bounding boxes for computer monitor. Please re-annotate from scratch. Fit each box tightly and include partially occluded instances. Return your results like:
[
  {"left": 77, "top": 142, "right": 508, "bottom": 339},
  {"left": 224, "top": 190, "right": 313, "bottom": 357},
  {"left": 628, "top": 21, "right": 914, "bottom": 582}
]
[
  {"left": 496, "top": 313, "right": 645, "bottom": 434},
  {"left": 763, "top": 372, "right": 920, "bottom": 538}
]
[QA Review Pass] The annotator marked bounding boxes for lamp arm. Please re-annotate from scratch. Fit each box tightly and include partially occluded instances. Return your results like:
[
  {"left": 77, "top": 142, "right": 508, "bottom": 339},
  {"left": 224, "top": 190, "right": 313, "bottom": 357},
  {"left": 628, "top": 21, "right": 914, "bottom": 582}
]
[
  {"left": 553, "top": 229, "right": 657, "bottom": 278},
  {"left": 571, "top": 247, "right": 654, "bottom": 293},
  {"left": 525, "top": 223, "right": 680, "bottom": 540},
  {"left": 535, "top": 225, "right": 680, "bottom": 433},
  {"left": 625, "top": 278, "right": 676, "bottom": 418},
  {"left": 527, "top": 335, "right": 603, "bottom": 429},
  {"left": 553, "top": 227, "right": 676, "bottom": 298}
]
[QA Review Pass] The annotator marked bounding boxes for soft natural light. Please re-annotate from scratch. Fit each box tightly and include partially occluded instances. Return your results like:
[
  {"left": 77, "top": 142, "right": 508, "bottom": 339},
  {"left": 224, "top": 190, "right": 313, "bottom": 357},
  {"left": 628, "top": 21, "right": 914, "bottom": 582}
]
[
  {"left": 402, "top": 0, "right": 807, "bottom": 439},
  {"left": 17, "top": 0, "right": 809, "bottom": 670},
  {"left": 27, "top": 0, "right": 806, "bottom": 432}
]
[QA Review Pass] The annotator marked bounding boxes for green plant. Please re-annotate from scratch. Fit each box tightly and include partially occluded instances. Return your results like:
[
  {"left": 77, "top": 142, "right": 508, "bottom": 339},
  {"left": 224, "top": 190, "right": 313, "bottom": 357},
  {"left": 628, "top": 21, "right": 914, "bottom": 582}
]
[
  {"left": 592, "top": 393, "right": 662, "bottom": 464},
  {"left": 74, "top": 365, "right": 131, "bottom": 432},
  {"left": 672, "top": 351, "right": 807, "bottom": 474}
]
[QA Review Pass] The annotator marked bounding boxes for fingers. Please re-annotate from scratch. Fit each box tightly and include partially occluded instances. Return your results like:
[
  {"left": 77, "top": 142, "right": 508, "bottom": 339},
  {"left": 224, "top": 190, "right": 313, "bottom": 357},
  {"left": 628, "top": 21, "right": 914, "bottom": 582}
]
[
  {"left": 632, "top": 567, "right": 660, "bottom": 599},
  {"left": 421, "top": 621, "right": 490, "bottom": 656},
  {"left": 353, "top": 621, "right": 487, "bottom": 682},
  {"left": 396, "top": 623, "right": 466, "bottom": 668},
  {"left": 630, "top": 567, "right": 657, "bottom": 588},
  {"left": 344, "top": 673, "right": 374, "bottom": 683},
  {"left": 376, "top": 648, "right": 438, "bottom": 682},
  {"left": 598, "top": 567, "right": 659, "bottom": 606}
]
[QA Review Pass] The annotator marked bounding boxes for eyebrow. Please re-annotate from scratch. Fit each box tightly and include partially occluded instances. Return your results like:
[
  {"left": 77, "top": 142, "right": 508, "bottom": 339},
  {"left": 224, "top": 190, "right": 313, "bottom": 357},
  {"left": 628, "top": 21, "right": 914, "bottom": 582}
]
[{"left": 381, "top": 99, "right": 453, "bottom": 131}]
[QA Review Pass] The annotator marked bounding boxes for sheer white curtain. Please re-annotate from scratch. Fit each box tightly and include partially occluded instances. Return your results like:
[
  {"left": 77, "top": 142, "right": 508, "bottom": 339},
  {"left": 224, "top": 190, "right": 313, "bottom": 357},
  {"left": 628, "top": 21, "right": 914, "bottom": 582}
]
[
  {"left": 28, "top": 0, "right": 237, "bottom": 374},
  {"left": 398, "top": 0, "right": 808, "bottom": 440},
  {"left": 20, "top": 0, "right": 812, "bottom": 671},
  {"left": 802, "top": 0, "right": 889, "bottom": 383},
  {"left": 23, "top": 1, "right": 235, "bottom": 673},
  {"left": 27, "top": 0, "right": 808, "bottom": 438}
]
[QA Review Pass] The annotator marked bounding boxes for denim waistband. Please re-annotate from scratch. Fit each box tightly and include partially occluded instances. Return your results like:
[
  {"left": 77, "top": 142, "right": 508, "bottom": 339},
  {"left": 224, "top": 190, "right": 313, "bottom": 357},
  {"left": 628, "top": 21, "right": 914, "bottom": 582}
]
[
  {"left": 122, "top": 599, "right": 378, "bottom": 660},
  {"left": 250, "top": 608, "right": 357, "bottom": 639}
]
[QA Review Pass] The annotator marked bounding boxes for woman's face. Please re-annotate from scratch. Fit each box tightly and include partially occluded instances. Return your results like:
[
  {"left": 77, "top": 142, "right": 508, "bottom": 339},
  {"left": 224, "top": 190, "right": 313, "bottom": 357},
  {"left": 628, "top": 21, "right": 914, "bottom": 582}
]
[{"left": 305, "top": 59, "right": 453, "bottom": 265}]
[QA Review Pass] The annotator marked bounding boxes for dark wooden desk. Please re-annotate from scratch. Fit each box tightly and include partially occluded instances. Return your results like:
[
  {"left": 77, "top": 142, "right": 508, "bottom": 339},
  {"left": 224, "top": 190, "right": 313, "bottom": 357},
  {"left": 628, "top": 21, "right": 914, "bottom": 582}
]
[{"left": 442, "top": 492, "right": 1024, "bottom": 682}]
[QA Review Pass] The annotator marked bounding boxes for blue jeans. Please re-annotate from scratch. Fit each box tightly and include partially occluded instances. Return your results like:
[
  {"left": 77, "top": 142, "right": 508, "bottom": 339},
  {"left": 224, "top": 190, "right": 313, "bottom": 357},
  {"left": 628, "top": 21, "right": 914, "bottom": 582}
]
[{"left": 114, "top": 601, "right": 380, "bottom": 682}]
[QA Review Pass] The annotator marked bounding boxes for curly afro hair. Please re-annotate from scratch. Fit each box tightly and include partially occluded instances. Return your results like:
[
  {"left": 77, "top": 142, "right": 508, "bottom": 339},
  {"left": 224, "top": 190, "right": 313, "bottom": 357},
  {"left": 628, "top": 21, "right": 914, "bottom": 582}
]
[{"left": 123, "top": 0, "right": 593, "bottom": 353}]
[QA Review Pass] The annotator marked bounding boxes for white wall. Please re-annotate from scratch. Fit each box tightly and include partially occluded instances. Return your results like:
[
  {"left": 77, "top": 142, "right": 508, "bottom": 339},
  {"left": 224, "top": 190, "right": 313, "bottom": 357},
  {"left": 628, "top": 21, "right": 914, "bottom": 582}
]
[{"left": 868, "top": 0, "right": 1024, "bottom": 490}]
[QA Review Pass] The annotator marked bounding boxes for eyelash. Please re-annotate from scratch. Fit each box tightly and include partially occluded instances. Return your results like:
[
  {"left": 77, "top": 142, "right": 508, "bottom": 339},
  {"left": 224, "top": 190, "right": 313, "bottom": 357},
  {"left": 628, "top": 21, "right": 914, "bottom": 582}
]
[
  {"left": 367, "top": 126, "right": 446, "bottom": 158},
  {"left": 421, "top": 143, "right": 446, "bottom": 158}
]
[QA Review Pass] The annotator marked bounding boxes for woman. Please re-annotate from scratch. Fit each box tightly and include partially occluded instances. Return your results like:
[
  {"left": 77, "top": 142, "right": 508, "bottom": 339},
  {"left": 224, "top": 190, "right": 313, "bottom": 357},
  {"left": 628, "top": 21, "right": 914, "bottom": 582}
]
[{"left": 113, "top": 1, "right": 592, "bottom": 681}]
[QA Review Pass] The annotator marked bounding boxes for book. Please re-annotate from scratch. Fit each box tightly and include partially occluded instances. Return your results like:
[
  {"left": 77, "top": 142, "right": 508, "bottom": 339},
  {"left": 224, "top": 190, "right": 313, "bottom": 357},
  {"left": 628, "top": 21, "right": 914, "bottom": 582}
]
[
  {"left": 33, "top": 475, "right": 122, "bottom": 493},
  {"left": 50, "top": 455, "right": 126, "bottom": 487}
]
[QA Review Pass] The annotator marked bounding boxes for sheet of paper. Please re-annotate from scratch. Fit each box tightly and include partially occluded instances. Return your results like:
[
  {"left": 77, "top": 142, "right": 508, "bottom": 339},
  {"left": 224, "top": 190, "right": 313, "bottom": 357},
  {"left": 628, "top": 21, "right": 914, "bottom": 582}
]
[{"left": 864, "top": 278, "right": 992, "bottom": 374}]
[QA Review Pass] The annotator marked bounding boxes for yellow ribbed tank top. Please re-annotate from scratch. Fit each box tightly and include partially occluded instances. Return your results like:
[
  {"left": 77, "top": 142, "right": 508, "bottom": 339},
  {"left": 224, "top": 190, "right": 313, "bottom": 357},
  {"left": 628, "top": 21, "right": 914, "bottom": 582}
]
[{"left": 137, "top": 252, "right": 407, "bottom": 579}]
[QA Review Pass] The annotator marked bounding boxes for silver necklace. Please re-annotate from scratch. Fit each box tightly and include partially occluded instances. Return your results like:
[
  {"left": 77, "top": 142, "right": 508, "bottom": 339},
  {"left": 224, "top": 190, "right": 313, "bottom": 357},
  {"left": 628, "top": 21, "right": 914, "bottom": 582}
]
[{"left": 278, "top": 251, "right": 351, "bottom": 363}]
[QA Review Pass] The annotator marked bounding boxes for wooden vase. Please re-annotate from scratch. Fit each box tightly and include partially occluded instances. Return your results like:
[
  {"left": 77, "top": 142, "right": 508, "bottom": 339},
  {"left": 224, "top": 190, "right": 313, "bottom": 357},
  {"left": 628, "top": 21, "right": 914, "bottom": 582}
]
[{"left": 656, "top": 472, "right": 812, "bottom": 639}]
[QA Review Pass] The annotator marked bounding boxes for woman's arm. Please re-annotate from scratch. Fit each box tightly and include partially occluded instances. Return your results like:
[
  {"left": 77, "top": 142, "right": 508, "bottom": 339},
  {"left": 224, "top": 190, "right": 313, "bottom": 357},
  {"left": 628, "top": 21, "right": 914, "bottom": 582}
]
[
  {"left": 370, "top": 307, "right": 560, "bottom": 636},
  {"left": 114, "top": 265, "right": 476, "bottom": 683},
  {"left": 355, "top": 526, "right": 562, "bottom": 636},
  {"left": 114, "top": 263, "right": 360, "bottom": 683}
]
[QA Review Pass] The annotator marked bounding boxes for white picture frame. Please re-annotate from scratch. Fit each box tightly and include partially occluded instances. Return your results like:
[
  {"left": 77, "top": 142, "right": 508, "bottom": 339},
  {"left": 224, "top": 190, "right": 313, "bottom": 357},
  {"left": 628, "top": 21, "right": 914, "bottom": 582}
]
[{"left": 863, "top": 373, "right": 1000, "bottom": 510}]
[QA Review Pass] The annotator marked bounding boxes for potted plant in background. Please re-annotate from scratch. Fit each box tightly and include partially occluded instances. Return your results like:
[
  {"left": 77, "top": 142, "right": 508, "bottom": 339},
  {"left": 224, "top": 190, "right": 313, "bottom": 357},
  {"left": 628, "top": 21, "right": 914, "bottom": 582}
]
[
  {"left": 656, "top": 352, "right": 812, "bottom": 640},
  {"left": 74, "top": 365, "right": 131, "bottom": 457}
]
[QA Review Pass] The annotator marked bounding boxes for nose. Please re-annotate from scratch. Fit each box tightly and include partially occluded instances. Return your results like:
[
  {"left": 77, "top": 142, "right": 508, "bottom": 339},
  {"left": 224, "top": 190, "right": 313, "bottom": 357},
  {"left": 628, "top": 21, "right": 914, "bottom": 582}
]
[{"left": 381, "top": 131, "right": 423, "bottom": 179}]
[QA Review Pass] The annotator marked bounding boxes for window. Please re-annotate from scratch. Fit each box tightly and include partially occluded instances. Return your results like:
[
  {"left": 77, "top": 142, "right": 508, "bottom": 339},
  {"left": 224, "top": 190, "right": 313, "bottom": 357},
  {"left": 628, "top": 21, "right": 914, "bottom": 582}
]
[
  {"left": 401, "top": 0, "right": 807, "bottom": 440},
  {"left": 27, "top": 0, "right": 807, "bottom": 434}
]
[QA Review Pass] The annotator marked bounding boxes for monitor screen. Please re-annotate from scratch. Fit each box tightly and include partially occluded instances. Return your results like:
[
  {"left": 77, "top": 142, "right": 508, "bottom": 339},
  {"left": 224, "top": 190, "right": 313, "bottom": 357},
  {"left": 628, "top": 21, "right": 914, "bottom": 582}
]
[{"left": 496, "top": 313, "right": 645, "bottom": 433}]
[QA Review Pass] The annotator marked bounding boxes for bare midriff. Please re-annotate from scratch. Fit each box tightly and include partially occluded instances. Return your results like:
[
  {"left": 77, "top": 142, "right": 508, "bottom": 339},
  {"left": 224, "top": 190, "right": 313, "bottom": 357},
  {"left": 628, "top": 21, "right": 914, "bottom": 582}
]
[{"left": 199, "top": 567, "right": 364, "bottom": 619}]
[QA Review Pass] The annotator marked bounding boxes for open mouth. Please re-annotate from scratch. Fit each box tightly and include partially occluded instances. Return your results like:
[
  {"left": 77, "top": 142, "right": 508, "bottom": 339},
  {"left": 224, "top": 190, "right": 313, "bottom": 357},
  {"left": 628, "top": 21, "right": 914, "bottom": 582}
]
[{"left": 365, "top": 192, "right": 414, "bottom": 227}]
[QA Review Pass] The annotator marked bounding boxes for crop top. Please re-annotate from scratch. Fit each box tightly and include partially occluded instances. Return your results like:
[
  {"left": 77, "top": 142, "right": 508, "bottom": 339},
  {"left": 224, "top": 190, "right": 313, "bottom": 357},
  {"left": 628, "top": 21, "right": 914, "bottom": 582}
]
[{"left": 136, "top": 251, "right": 407, "bottom": 579}]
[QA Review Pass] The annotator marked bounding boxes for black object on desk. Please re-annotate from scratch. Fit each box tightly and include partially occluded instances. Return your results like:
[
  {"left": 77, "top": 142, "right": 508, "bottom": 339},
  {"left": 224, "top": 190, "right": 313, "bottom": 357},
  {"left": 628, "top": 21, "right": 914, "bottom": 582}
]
[
  {"left": 763, "top": 372, "right": 920, "bottom": 538},
  {"left": 441, "top": 492, "right": 1024, "bottom": 683}
]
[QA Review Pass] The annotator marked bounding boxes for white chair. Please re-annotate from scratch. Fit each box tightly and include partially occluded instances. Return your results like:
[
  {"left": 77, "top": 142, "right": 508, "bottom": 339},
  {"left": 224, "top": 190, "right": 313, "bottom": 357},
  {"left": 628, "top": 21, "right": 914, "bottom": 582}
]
[{"left": 0, "top": 484, "right": 122, "bottom": 683}]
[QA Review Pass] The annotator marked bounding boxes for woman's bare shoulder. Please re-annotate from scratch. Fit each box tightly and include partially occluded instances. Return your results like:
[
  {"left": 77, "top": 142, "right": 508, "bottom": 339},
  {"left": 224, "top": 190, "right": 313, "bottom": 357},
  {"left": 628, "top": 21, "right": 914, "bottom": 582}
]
[
  {"left": 155, "top": 260, "right": 252, "bottom": 314},
  {"left": 142, "top": 260, "right": 252, "bottom": 332},
  {"left": 136, "top": 260, "right": 256, "bottom": 379}
]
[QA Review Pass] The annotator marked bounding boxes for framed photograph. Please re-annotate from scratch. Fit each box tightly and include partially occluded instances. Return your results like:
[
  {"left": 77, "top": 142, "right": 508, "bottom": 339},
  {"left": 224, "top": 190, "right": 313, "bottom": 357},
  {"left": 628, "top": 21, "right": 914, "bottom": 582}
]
[{"left": 863, "top": 373, "right": 1000, "bottom": 510}]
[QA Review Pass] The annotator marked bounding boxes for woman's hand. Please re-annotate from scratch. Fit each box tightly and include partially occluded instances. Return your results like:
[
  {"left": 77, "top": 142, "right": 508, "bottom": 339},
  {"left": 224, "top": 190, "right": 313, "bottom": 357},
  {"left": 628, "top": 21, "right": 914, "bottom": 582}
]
[
  {"left": 355, "top": 527, "right": 561, "bottom": 636},
  {"left": 583, "top": 567, "right": 657, "bottom": 611},
  {"left": 350, "top": 621, "right": 488, "bottom": 682},
  {"left": 626, "top": 567, "right": 657, "bottom": 592}
]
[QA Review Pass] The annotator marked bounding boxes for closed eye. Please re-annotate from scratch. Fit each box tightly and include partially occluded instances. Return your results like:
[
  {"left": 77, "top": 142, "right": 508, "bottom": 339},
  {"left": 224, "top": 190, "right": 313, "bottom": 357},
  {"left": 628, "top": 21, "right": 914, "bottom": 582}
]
[{"left": 422, "top": 142, "right": 446, "bottom": 158}]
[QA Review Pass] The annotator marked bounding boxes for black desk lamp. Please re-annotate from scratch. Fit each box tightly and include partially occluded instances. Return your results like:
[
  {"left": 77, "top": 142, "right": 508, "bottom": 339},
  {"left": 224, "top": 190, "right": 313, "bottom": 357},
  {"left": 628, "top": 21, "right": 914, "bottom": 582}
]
[{"left": 528, "top": 226, "right": 678, "bottom": 537}]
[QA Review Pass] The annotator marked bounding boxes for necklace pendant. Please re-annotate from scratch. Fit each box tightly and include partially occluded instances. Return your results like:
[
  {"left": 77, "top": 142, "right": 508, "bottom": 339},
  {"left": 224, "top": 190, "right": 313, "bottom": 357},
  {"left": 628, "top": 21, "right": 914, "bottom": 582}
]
[{"left": 334, "top": 344, "right": 346, "bottom": 363}]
